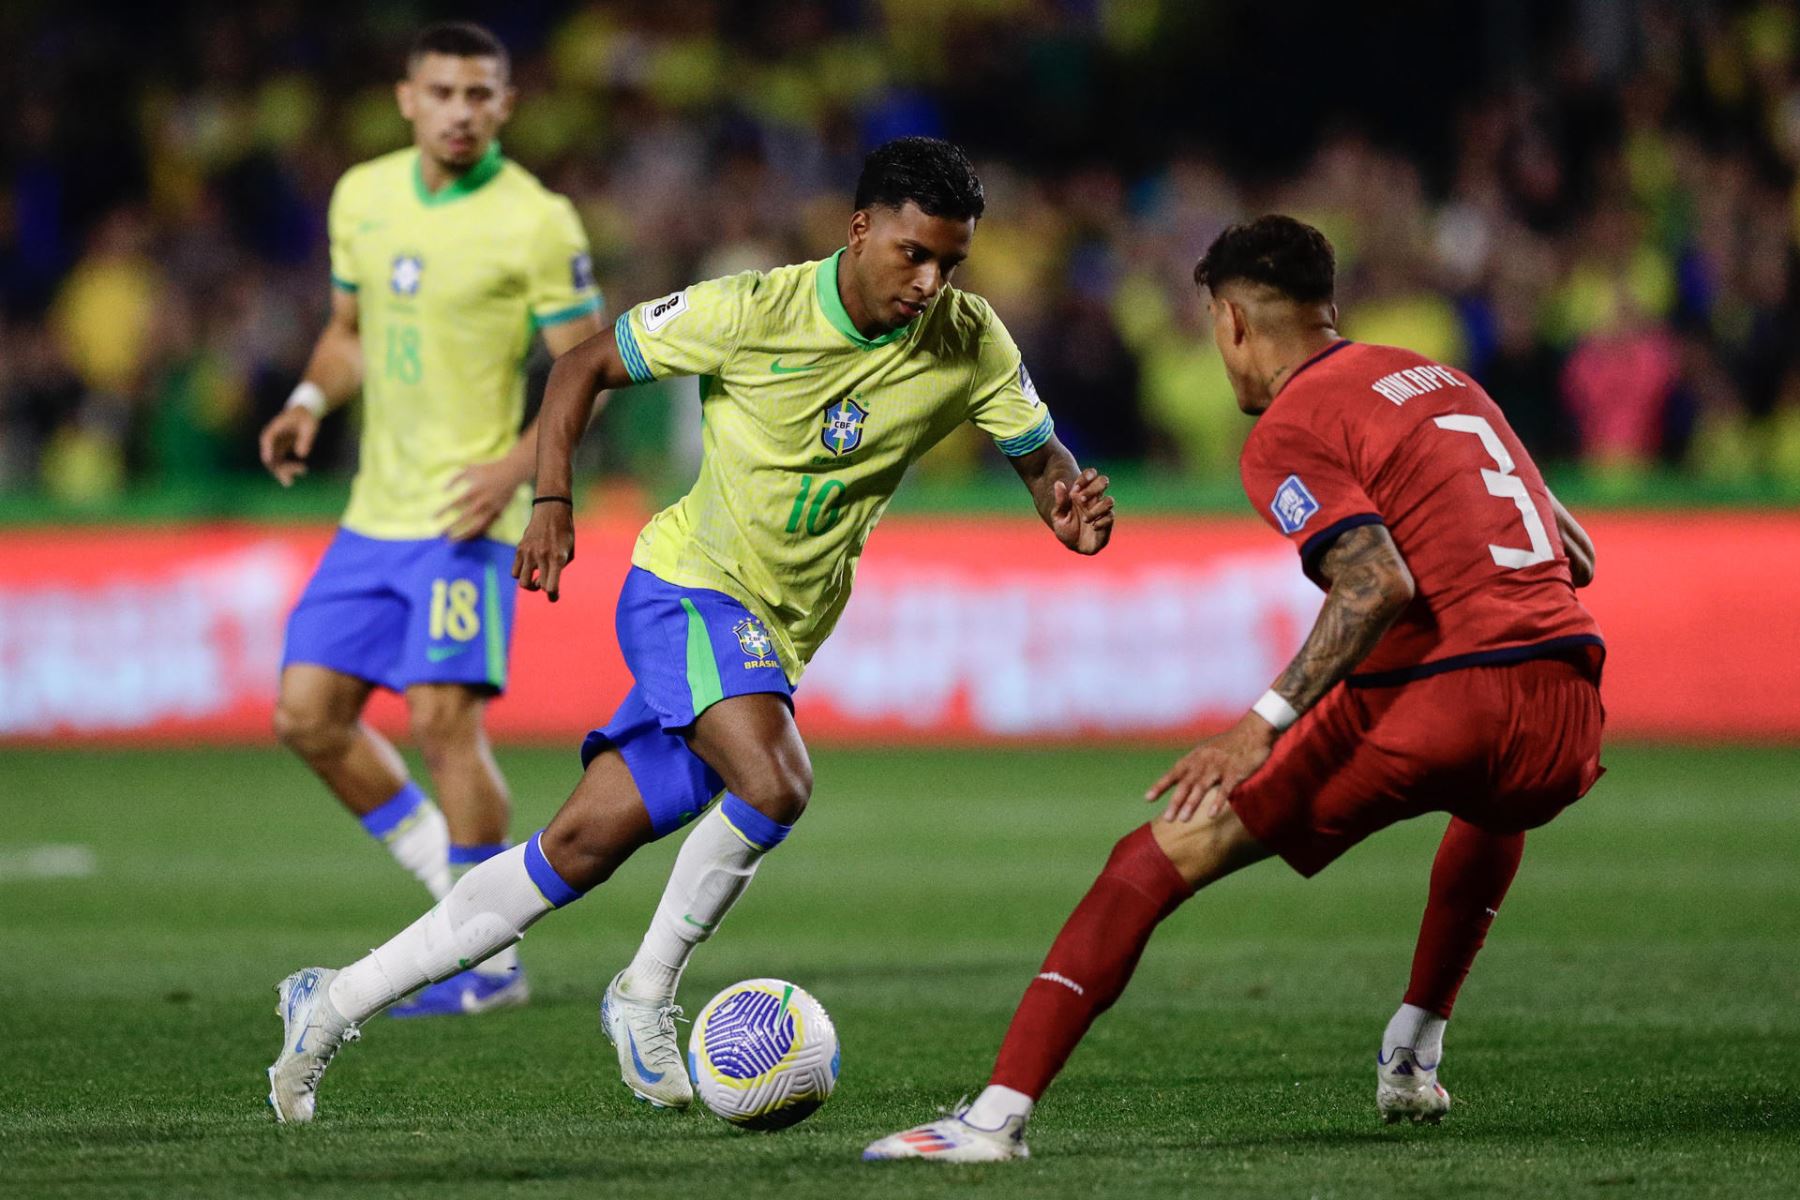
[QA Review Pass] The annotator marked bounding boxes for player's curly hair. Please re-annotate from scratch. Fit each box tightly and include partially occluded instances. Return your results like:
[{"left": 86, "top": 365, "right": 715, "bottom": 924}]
[
  {"left": 854, "top": 137, "right": 986, "bottom": 221},
  {"left": 1194, "top": 215, "right": 1336, "bottom": 304},
  {"left": 408, "top": 21, "right": 510, "bottom": 78}
]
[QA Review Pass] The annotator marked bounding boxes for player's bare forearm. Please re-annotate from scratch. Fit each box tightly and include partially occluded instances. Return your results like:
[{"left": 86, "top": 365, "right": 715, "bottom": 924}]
[
  {"left": 1270, "top": 524, "right": 1415, "bottom": 714},
  {"left": 301, "top": 291, "right": 364, "bottom": 409},
  {"left": 1009, "top": 436, "right": 1114, "bottom": 554},
  {"left": 259, "top": 291, "right": 361, "bottom": 486},
  {"left": 1549, "top": 492, "right": 1596, "bottom": 587},
  {"left": 533, "top": 327, "right": 633, "bottom": 498}
]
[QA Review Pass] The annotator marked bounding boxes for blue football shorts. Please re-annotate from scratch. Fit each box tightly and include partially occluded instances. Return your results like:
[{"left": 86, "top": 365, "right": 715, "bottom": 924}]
[
  {"left": 580, "top": 566, "right": 794, "bottom": 837},
  {"left": 281, "top": 528, "right": 517, "bottom": 694}
]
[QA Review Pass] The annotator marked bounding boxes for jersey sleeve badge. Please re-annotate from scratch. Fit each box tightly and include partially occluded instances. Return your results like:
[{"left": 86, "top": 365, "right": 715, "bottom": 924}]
[
  {"left": 570, "top": 252, "right": 595, "bottom": 292},
  {"left": 1271, "top": 474, "right": 1321, "bottom": 534},
  {"left": 643, "top": 290, "right": 689, "bottom": 331}
]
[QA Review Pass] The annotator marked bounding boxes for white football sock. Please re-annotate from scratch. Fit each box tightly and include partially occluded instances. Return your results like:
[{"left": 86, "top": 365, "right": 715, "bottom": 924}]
[
  {"left": 1382, "top": 1002, "right": 1448, "bottom": 1068},
  {"left": 358, "top": 783, "right": 452, "bottom": 900},
  {"left": 619, "top": 796, "right": 792, "bottom": 1004},
  {"left": 329, "top": 837, "right": 576, "bottom": 1022},
  {"left": 964, "top": 1085, "right": 1034, "bottom": 1131},
  {"left": 451, "top": 844, "right": 521, "bottom": 978}
]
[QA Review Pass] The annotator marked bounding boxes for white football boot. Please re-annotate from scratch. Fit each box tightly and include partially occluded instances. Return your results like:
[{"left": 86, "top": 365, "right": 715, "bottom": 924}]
[
  {"left": 863, "top": 1105, "right": 1030, "bottom": 1162},
  {"left": 267, "top": 968, "right": 360, "bottom": 1124},
  {"left": 1377, "top": 1046, "right": 1452, "bottom": 1124},
  {"left": 599, "top": 971, "right": 692, "bottom": 1109}
]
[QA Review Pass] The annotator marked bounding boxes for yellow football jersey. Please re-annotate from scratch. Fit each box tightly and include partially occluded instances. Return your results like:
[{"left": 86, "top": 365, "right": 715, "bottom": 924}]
[
  {"left": 615, "top": 250, "right": 1054, "bottom": 680},
  {"left": 328, "top": 143, "right": 601, "bottom": 544}
]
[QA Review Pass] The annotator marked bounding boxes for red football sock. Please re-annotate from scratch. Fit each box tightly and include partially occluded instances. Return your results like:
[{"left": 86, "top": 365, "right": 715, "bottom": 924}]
[
  {"left": 1403, "top": 817, "right": 1525, "bottom": 1017},
  {"left": 989, "top": 824, "right": 1193, "bottom": 1099}
]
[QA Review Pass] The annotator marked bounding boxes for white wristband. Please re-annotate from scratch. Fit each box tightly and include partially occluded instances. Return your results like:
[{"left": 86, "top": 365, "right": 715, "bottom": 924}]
[
  {"left": 1251, "top": 688, "right": 1300, "bottom": 731},
  {"left": 285, "top": 381, "right": 327, "bottom": 418}
]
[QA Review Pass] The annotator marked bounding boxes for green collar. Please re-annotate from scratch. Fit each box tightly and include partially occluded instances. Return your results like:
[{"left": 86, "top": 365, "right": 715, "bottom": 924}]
[
  {"left": 413, "top": 141, "right": 505, "bottom": 207},
  {"left": 815, "top": 248, "right": 916, "bottom": 349}
]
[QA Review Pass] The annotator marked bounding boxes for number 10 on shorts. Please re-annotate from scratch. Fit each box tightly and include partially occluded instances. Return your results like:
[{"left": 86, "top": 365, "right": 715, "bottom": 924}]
[{"left": 429, "top": 578, "right": 481, "bottom": 641}]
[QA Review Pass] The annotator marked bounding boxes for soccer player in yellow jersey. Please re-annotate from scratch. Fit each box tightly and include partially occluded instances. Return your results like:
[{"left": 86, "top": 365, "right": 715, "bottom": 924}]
[
  {"left": 266, "top": 137, "right": 1114, "bottom": 1122},
  {"left": 255, "top": 23, "right": 603, "bottom": 1020}
]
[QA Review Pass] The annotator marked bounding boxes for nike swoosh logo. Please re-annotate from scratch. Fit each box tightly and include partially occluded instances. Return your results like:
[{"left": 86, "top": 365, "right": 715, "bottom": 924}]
[
  {"left": 427, "top": 645, "right": 471, "bottom": 662},
  {"left": 681, "top": 913, "right": 717, "bottom": 931},
  {"left": 770, "top": 358, "right": 822, "bottom": 374},
  {"left": 627, "top": 1029, "right": 665, "bottom": 1083}
]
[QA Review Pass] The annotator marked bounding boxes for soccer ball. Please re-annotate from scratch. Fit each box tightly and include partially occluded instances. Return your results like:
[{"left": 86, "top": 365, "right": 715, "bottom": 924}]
[{"left": 688, "top": 978, "right": 839, "bottom": 1130}]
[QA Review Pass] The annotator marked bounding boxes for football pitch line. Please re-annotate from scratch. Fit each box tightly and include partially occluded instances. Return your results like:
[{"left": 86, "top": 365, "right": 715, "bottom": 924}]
[{"left": 0, "top": 743, "right": 1796, "bottom": 1198}]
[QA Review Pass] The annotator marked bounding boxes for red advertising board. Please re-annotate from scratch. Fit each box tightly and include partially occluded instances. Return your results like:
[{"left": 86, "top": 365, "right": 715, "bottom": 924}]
[{"left": 0, "top": 513, "right": 1795, "bottom": 743}]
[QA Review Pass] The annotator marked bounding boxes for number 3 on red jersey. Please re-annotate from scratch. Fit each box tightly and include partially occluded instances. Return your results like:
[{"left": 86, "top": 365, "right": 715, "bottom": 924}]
[{"left": 1432, "top": 414, "right": 1553, "bottom": 570}]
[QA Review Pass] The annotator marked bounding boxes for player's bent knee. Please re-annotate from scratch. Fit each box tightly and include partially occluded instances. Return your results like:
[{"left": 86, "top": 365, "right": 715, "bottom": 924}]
[
  {"left": 272, "top": 699, "right": 352, "bottom": 762},
  {"left": 736, "top": 754, "right": 812, "bottom": 825},
  {"left": 407, "top": 690, "right": 485, "bottom": 758},
  {"left": 1151, "top": 804, "right": 1266, "bottom": 889}
]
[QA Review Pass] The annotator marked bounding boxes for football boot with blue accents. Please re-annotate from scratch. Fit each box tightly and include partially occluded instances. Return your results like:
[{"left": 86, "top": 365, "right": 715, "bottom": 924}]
[
  {"left": 267, "top": 968, "right": 360, "bottom": 1124},
  {"left": 1377, "top": 1046, "right": 1452, "bottom": 1123},
  {"left": 387, "top": 968, "right": 530, "bottom": 1019},
  {"left": 600, "top": 970, "right": 692, "bottom": 1109}
]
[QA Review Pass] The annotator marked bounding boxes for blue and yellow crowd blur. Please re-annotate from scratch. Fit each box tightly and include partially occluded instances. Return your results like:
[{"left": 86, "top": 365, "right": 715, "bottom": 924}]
[{"left": 6, "top": 0, "right": 1800, "bottom": 513}]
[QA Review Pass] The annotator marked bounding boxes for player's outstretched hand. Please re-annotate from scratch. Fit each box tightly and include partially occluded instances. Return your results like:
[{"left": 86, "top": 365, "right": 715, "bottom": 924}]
[
  {"left": 442, "top": 459, "right": 525, "bottom": 541},
  {"left": 1052, "top": 466, "right": 1115, "bottom": 555},
  {"left": 513, "top": 501, "right": 575, "bottom": 602},
  {"left": 258, "top": 407, "right": 319, "bottom": 488},
  {"left": 1146, "top": 713, "right": 1279, "bottom": 823}
]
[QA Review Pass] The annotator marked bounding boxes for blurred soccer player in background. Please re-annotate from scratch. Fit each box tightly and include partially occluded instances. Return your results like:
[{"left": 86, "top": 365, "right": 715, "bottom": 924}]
[
  {"left": 264, "top": 136, "right": 1117, "bottom": 1123},
  {"left": 868, "top": 215, "right": 1606, "bottom": 1162},
  {"left": 255, "top": 22, "right": 605, "bottom": 1018}
]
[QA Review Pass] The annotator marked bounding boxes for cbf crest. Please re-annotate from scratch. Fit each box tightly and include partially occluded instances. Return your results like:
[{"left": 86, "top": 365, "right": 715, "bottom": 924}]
[
  {"left": 733, "top": 616, "right": 777, "bottom": 666},
  {"left": 390, "top": 254, "right": 423, "bottom": 297},
  {"left": 820, "top": 396, "right": 868, "bottom": 456}
]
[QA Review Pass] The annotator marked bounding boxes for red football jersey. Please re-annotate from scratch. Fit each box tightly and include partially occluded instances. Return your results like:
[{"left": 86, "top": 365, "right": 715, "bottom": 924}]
[{"left": 1239, "top": 341, "right": 1603, "bottom": 684}]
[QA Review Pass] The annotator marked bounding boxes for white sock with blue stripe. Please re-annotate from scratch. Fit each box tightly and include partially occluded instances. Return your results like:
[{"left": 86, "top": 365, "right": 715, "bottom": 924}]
[
  {"left": 620, "top": 795, "right": 792, "bottom": 1005},
  {"left": 359, "top": 782, "right": 452, "bottom": 900},
  {"left": 329, "top": 831, "right": 584, "bottom": 1022},
  {"left": 451, "top": 843, "right": 521, "bottom": 978}
]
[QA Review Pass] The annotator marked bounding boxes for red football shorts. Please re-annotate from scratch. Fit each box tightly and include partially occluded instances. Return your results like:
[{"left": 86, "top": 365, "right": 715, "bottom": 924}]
[{"left": 1230, "top": 657, "right": 1605, "bottom": 877}]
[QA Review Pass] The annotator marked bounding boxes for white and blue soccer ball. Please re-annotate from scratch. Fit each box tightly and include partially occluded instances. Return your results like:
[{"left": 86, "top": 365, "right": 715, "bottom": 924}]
[{"left": 688, "top": 978, "right": 839, "bottom": 1130}]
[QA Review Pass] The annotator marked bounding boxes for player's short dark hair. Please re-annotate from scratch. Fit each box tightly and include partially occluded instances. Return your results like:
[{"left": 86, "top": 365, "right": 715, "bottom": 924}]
[
  {"left": 1194, "top": 215, "right": 1336, "bottom": 305},
  {"left": 408, "top": 21, "right": 510, "bottom": 78},
  {"left": 854, "top": 136, "right": 986, "bottom": 222}
]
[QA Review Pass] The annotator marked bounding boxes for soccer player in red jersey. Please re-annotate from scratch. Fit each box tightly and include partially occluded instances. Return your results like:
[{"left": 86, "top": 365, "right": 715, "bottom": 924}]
[{"left": 866, "top": 215, "right": 1606, "bottom": 1162}]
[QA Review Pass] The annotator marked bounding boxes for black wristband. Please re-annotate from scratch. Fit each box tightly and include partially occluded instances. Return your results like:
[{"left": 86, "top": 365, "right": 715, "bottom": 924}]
[{"left": 532, "top": 496, "right": 573, "bottom": 507}]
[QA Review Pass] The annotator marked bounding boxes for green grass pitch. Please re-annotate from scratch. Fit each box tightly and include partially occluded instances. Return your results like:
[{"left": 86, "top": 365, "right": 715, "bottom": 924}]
[{"left": 2, "top": 743, "right": 1796, "bottom": 1198}]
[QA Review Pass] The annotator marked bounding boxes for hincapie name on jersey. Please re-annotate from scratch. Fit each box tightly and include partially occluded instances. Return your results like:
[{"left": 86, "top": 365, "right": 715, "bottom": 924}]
[{"left": 1370, "top": 365, "right": 1466, "bottom": 406}]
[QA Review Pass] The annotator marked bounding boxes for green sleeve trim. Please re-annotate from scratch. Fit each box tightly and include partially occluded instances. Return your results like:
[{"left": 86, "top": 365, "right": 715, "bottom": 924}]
[
  {"left": 331, "top": 274, "right": 359, "bottom": 293},
  {"left": 680, "top": 598, "right": 726, "bottom": 717},
  {"left": 533, "top": 295, "right": 604, "bottom": 329},
  {"left": 996, "top": 412, "right": 1055, "bottom": 457},
  {"left": 615, "top": 313, "right": 656, "bottom": 384},
  {"left": 483, "top": 562, "right": 508, "bottom": 690}
]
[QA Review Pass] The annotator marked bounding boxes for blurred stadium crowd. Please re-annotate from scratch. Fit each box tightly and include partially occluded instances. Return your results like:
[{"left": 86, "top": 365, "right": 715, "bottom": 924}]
[{"left": 7, "top": 0, "right": 1800, "bottom": 502}]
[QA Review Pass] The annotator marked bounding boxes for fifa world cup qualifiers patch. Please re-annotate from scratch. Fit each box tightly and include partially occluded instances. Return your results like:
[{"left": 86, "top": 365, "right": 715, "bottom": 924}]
[
  {"left": 570, "top": 253, "right": 595, "bottom": 292},
  {"left": 1019, "top": 361, "right": 1042, "bottom": 407},
  {"left": 734, "top": 617, "right": 780, "bottom": 668},
  {"left": 1272, "top": 474, "right": 1320, "bottom": 534},
  {"left": 643, "top": 290, "right": 689, "bottom": 331}
]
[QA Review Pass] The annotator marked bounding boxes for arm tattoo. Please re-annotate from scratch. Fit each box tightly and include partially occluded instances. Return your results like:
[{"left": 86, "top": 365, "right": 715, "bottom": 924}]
[{"left": 1271, "top": 523, "right": 1414, "bottom": 713}]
